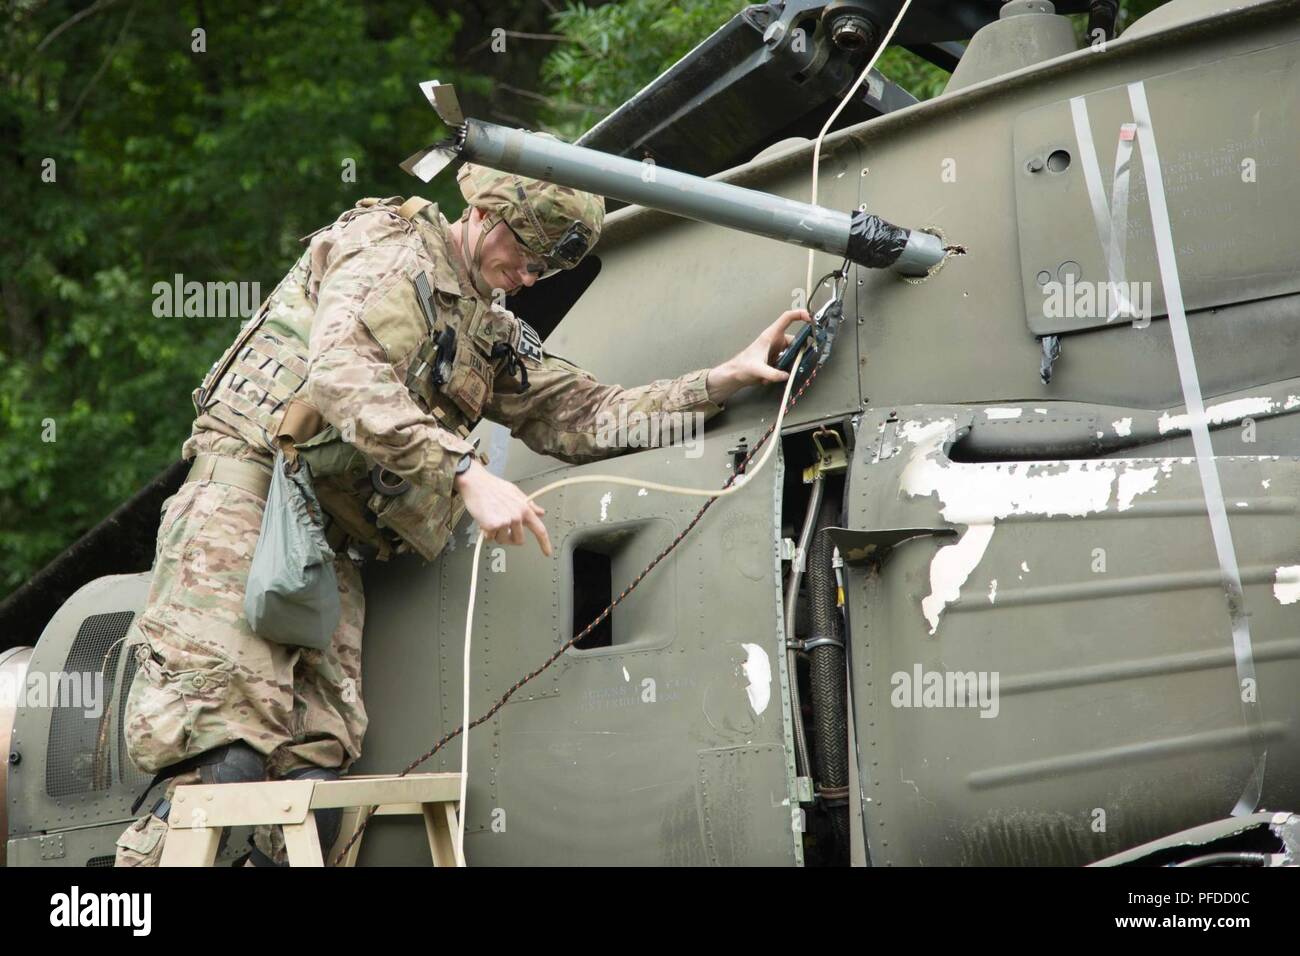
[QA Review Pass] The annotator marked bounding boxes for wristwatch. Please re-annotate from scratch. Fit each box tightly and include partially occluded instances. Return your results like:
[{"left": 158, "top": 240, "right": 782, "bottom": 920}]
[{"left": 455, "top": 451, "right": 475, "bottom": 477}]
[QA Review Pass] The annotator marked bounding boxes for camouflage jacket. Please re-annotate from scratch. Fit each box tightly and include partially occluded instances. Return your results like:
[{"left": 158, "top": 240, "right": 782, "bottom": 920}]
[{"left": 186, "top": 196, "right": 725, "bottom": 561}]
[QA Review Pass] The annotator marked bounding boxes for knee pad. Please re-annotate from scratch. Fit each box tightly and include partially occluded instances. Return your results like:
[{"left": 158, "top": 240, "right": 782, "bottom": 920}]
[
  {"left": 283, "top": 764, "right": 343, "bottom": 858},
  {"left": 196, "top": 742, "right": 267, "bottom": 786},
  {"left": 283, "top": 767, "right": 343, "bottom": 852},
  {"left": 246, "top": 768, "right": 343, "bottom": 865}
]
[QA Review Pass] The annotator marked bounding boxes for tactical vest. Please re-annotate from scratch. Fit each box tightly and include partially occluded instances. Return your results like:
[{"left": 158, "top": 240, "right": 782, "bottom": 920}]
[{"left": 192, "top": 197, "right": 511, "bottom": 561}]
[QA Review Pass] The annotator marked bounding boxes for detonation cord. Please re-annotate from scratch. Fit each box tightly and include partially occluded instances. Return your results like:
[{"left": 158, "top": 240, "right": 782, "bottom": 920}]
[
  {"left": 329, "top": 319, "right": 834, "bottom": 865},
  {"left": 334, "top": 2, "right": 921, "bottom": 866}
]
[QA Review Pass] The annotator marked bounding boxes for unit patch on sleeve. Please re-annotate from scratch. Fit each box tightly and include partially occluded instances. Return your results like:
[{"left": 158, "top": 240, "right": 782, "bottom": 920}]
[{"left": 516, "top": 317, "right": 544, "bottom": 363}]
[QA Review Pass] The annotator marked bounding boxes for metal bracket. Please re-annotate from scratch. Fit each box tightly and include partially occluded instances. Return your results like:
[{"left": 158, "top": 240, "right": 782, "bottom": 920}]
[
  {"left": 800, "top": 635, "right": 845, "bottom": 652},
  {"left": 728, "top": 439, "right": 751, "bottom": 474},
  {"left": 873, "top": 416, "right": 901, "bottom": 463},
  {"left": 828, "top": 526, "right": 957, "bottom": 565},
  {"left": 39, "top": 834, "right": 65, "bottom": 861},
  {"left": 803, "top": 426, "right": 848, "bottom": 482}
]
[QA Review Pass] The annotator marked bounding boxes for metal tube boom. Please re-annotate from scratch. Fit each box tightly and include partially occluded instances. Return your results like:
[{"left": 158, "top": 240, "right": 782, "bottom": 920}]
[
  {"left": 464, "top": 119, "right": 853, "bottom": 259},
  {"left": 403, "top": 81, "right": 947, "bottom": 276}
]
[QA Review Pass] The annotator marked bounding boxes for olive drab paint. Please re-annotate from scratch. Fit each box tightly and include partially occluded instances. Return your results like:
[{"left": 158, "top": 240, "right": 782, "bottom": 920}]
[{"left": 9, "top": 0, "right": 1300, "bottom": 870}]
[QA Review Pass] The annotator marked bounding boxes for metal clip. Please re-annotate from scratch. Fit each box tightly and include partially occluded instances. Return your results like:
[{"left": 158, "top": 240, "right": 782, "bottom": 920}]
[{"left": 803, "top": 427, "right": 847, "bottom": 482}]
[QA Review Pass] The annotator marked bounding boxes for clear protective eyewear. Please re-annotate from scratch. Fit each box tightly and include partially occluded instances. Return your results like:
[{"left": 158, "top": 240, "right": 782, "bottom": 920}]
[{"left": 504, "top": 220, "right": 593, "bottom": 280}]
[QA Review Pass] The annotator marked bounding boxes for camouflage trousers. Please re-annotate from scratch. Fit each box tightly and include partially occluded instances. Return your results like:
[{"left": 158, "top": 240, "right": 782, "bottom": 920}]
[{"left": 115, "top": 442, "right": 367, "bottom": 866}]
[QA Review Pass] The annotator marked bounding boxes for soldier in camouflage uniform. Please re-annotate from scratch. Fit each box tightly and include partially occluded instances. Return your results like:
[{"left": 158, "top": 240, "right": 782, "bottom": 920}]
[{"left": 114, "top": 159, "right": 805, "bottom": 866}]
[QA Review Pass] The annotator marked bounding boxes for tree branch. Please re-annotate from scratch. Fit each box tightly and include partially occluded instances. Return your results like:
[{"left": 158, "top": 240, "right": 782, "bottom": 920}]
[
  {"left": 24, "top": 0, "right": 123, "bottom": 74},
  {"left": 497, "top": 81, "right": 611, "bottom": 115},
  {"left": 55, "top": 2, "right": 136, "bottom": 135}
]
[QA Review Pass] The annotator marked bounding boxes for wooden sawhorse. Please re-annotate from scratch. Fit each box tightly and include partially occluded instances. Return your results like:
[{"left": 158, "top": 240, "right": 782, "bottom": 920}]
[{"left": 159, "top": 772, "right": 463, "bottom": 867}]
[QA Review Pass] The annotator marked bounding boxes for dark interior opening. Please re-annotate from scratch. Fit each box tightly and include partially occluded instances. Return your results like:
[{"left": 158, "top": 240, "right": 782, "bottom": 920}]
[{"left": 572, "top": 545, "right": 613, "bottom": 649}]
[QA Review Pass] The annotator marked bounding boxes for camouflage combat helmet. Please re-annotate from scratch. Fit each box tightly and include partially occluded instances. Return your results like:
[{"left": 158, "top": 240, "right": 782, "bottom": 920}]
[{"left": 457, "top": 154, "right": 605, "bottom": 276}]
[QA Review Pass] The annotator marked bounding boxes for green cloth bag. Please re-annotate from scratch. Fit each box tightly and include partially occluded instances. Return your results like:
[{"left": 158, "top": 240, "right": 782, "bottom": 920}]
[{"left": 244, "top": 451, "right": 341, "bottom": 650}]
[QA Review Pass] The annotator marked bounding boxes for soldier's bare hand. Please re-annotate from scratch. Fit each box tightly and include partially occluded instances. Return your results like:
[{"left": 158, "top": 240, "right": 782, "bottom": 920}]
[
  {"left": 454, "top": 461, "right": 552, "bottom": 556},
  {"left": 705, "top": 309, "right": 810, "bottom": 404}
]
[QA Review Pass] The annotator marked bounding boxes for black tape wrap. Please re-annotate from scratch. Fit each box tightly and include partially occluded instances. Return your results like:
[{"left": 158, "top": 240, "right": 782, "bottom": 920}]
[{"left": 846, "top": 211, "right": 910, "bottom": 268}]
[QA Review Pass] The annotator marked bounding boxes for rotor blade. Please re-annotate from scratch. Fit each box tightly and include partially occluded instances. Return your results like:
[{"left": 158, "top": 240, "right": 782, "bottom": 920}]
[
  {"left": 419, "top": 79, "right": 464, "bottom": 128},
  {"left": 399, "top": 145, "right": 463, "bottom": 183}
]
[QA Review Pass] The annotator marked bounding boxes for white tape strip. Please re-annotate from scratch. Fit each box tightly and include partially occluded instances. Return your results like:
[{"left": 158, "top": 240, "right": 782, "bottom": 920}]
[
  {"left": 1069, "top": 97, "right": 1113, "bottom": 257},
  {"left": 1069, "top": 100, "right": 1137, "bottom": 324},
  {"left": 1106, "top": 124, "right": 1136, "bottom": 323},
  {"left": 1127, "top": 80, "right": 1265, "bottom": 816}
]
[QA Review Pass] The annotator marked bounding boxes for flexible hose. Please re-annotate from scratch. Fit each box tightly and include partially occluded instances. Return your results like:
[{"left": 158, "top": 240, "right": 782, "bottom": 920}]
[
  {"left": 807, "top": 493, "right": 849, "bottom": 858},
  {"left": 783, "top": 476, "right": 824, "bottom": 779}
]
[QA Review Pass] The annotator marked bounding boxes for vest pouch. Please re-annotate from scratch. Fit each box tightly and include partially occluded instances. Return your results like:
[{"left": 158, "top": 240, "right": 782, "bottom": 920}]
[
  {"left": 444, "top": 339, "right": 493, "bottom": 422},
  {"left": 244, "top": 451, "right": 341, "bottom": 651},
  {"left": 194, "top": 255, "right": 314, "bottom": 451},
  {"left": 366, "top": 480, "right": 464, "bottom": 562},
  {"left": 294, "top": 423, "right": 369, "bottom": 480}
]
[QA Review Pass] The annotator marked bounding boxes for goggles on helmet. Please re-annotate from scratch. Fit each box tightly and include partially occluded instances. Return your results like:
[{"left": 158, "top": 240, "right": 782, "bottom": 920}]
[{"left": 504, "top": 219, "right": 594, "bottom": 279}]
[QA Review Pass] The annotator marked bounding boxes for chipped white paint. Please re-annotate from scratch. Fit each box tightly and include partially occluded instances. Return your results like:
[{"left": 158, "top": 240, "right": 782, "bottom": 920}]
[
  {"left": 899, "top": 418, "right": 1172, "bottom": 634},
  {"left": 1034, "top": 408, "right": 1048, "bottom": 415},
  {"left": 637, "top": 488, "right": 647, "bottom": 496},
  {"left": 1112, "top": 417, "right": 1133, "bottom": 437},
  {"left": 1286, "top": 396, "right": 1300, "bottom": 410},
  {"left": 985, "top": 407, "right": 1022, "bottom": 420},
  {"left": 1236, "top": 502, "right": 1249, "bottom": 508},
  {"left": 1273, "top": 566, "right": 1300, "bottom": 605},
  {"left": 599, "top": 491, "right": 612, "bottom": 521},
  {"left": 622, "top": 666, "right": 630, "bottom": 682},
  {"left": 1263, "top": 479, "right": 1272, "bottom": 489},
  {"left": 740, "top": 643, "right": 771, "bottom": 715},
  {"left": 1158, "top": 397, "right": 1275, "bottom": 434},
  {"left": 987, "top": 579, "right": 998, "bottom": 604},
  {"left": 921, "top": 525, "right": 994, "bottom": 634},
  {"left": 1117, "top": 466, "right": 1160, "bottom": 512}
]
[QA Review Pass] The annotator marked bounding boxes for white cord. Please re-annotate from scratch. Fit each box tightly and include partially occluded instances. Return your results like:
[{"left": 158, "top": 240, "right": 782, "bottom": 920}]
[
  {"left": 456, "top": 1, "right": 916, "bottom": 865},
  {"left": 804, "top": 0, "right": 914, "bottom": 297},
  {"left": 455, "top": 342, "right": 809, "bottom": 862}
]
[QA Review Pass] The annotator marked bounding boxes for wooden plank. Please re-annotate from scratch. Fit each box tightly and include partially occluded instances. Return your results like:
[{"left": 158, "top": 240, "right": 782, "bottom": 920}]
[
  {"left": 308, "top": 774, "right": 461, "bottom": 809},
  {"left": 171, "top": 780, "right": 314, "bottom": 828},
  {"left": 424, "top": 802, "right": 457, "bottom": 868},
  {"left": 443, "top": 802, "right": 464, "bottom": 868},
  {"left": 159, "top": 826, "right": 221, "bottom": 867},
  {"left": 282, "top": 813, "right": 324, "bottom": 867},
  {"left": 330, "top": 806, "right": 371, "bottom": 868},
  {"left": 373, "top": 802, "right": 423, "bottom": 816}
]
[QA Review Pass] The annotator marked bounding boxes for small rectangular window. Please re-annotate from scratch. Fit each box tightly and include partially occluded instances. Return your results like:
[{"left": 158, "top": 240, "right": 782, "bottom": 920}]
[
  {"left": 572, "top": 546, "right": 613, "bottom": 649},
  {"left": 567, "top": 519, "right": 676, "bottom": 654}
]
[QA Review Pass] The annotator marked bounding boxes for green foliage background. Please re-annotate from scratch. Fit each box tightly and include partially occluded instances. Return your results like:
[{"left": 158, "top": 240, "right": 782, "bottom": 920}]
[{"left": 1, "top": 0, "right": 1167, "bottom": 594}]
